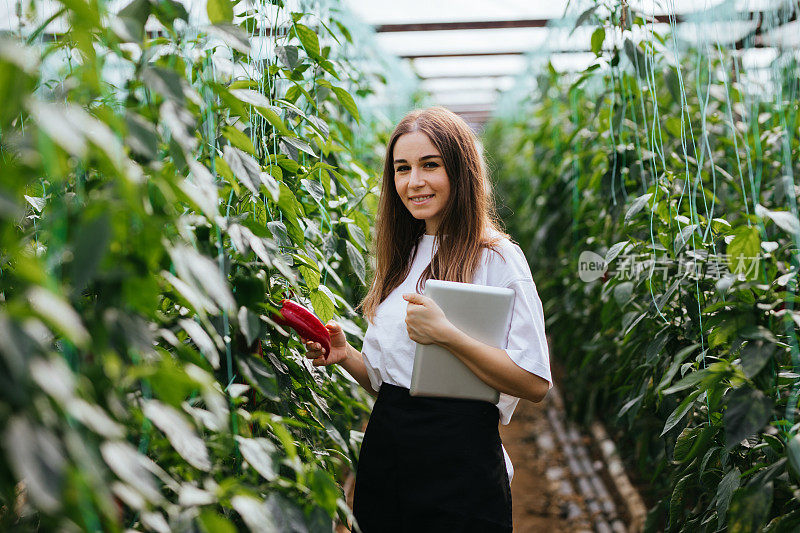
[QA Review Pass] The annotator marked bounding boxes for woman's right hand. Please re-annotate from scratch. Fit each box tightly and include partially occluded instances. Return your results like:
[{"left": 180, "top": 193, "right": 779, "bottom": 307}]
[{"left": 302, "top": 320, "right": 349, "bottom": 367}]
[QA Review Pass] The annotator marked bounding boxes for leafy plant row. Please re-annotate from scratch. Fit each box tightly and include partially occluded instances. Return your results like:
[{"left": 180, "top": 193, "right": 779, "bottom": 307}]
[
  {"left": 0, "top": 0, "right": 386, "bottom": 530},
  {"left": 485, "top": 4, "right": 800, "bottom": 532}
]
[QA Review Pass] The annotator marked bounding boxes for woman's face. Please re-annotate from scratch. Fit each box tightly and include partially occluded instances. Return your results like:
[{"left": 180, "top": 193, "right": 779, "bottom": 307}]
[{"left": 392, "top": 131, "right": 451, "bottom": 235}]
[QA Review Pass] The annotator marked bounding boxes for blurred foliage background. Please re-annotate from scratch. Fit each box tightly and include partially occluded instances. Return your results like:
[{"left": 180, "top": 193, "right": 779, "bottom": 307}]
[
  {"left": 0, "top": 0, "right": 407, "bottom": 530},
  {"left": 486, "top": 2, "right": 800, "bottom": 531}
]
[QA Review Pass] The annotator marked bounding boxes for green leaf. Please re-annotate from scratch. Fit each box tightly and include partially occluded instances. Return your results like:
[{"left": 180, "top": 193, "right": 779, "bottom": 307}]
[
  {"left": 346, "top": 222, "right": 366, "bottom": 251},
  {"left": 222, "top": 125, "right": 256, "bottom": 156},
  {"left": 727, "top": 226, "right": 761, "bottom": 281},
  {"left": 329, "top": 168, "right": 354, "bottom": 195},
  {"left": 673, "top": 224, "right": 698, "bottom": 253},
  {"left": 331, "top": 86, "right": 360, "bottom": 122},
  {"left": 656, "top": 344, "right": 700, "bottom": 393},
  {"left": 570, "top": 5, "right": 599, "bottom": 35},
  {"left": 788, "top": 434, "right": 800, "bottom": 476},
  {"left": 623, "top": 38, "right": 648, "bottom": 79},
  {"left": 179, "top": 318, "right": 220, "bottom": 370},
  {"left": 345, "top": 240, "right": 365, "bottom": 284},
  {"left": 235, "top": 436, "right": 278, "bottom": 481},
  {"left": 223, "top": 145, "right": 261, "bottom": 196},
  {"left": 152, "top": 0, "right": 188, "bottom": 27},
  {"left": 206, "top": 0, "right": 233, "bottom": 24},
  {"left": 277, "top": 181, "right": 301, "bottom": 231},
  {"left": 740, "top": 340, "right": 775, "bottom": 379},
  {"left": 207, "top": 23, "right": 250, "bottom": 53},
  {"left": 282, "top": 135, "right": 316, "bottom": 158},
  {"left": 265, "top": 419, "right": 297, "bottom": 459},
  {"left": 117, "top": 0, "right": 150, "bottom": 41},
  {"left": 237, "top": 307, "right": 262, "bottom": 347},
  {"left": 26, "top": 287, "right": 90, "bottom": 348},
  {"left": 716, "top": 468, "right": 741, "bottom": 529},
  {"left": 663, "top": 368, "right": 710, "bottom": 395},
  {"left": 237, "top": 357, "right": 280, "bottom": 402},
  {"left": 214, "top": 155, "right": 234, "bottom": 182},
  {"left": 756, "top": 203, "right": 800, "bottom": 236},
  {"left": 259, "top": 106, "right": 293, "bottom": 137},
  {"left": 28, "top": 101, "right": 87, "bottom": 157},
  {"left": 591, "top": 27, "right": 605, "bottom": 55},
  {"left": 199, "top": 510, "right": 237, "bottom": 533},
  {"left": 293, "top": 23, "right": 320, "bottom": 58},
  {"left": 353, "top": 210, "right": 371, "bottom": 243},
  {"left": 739, "top": 325, "right": 777, "bottom": 343},
  {"left": 168, "top": 245, "right": 236, "bottom": 314},
  {"left": 624, "top": 192, "right": 653, "bottom": 222},
  {"left": 3, "top": 417, "right": 66, "bottom": 513},
  {"left": 276, "top": 45, "right": 300, "bottom": 69},
  {"left": 142, "top": 66, "right": 186, "bottom": 102},
  {"left": 724, "top": 387, "right": 773, "bottom": 450},
  {"left": 231, "top": 495, "right": 279, "bottom": 532},
  {"left": 617, "top": 393, "right": 643, "bottom": 419},
  {"left": 728, "top": 482, "right": 772, "bottom": 533},
  {"left": 143, "top": 400, "right": 211, "bottom": 471},
  {"left": 229, "top": 88, "right": 272, "bottom": 109},
  {"left": 100, "top": 441, "right": 165, "bottom": 504},
  {"left": 266, "top": 220, "right": 292, "bottom": 248},
  {"left": 605, "top": 240, "right": 629, "bottom": 263},
  {"left": 668, "top": 473, "right": 693, "bottom": 529},
  {"left": 309, "top": 288, "right": 334, "bottom": 324},
  {"left": 300, "top": 178, "right": 325, "bottom": 203},
  {"left": 70, "top": 212, "right": 111, "bottom": 292},
  {"left": 299, "top": 265, "right": 320, "bottom": 290},
  {"left": 662, "top": 389, "right": 702, "bottom": 436},
  {"left": 673, "top": 425, "right": 703, "bottom": 461},
  {"left": 665, "top": 68, "right": 681, "bottom": 103},
  {"left": 665, "top": 116, "right": 683, "bottom": 138},
  {"left": 126, "top": 111, "right": 159, "bottom": 159},
  {"left": 310, "top": 467, "right": 339, "bottom": 515}
]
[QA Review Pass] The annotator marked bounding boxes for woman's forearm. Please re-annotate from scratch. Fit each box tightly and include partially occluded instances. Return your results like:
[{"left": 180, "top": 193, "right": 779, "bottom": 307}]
[
  {"left": 437, "top": 325, "right": 549, "bottom": 403},
  {"left": 339, "top": 343, "right": 379, "bottom": 398}
]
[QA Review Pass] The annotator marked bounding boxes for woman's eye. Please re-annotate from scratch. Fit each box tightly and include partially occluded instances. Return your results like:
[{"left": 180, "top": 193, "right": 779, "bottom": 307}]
[
  {"left": 424, "top": 162, "right": 439, "bottom": 168},
  {"left": 396, "top": 165, "right": 410, "bottom": 172}
]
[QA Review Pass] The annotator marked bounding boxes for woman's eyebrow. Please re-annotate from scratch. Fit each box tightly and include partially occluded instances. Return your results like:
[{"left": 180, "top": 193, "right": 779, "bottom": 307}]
[{"left": 393, "top": 155, "right": 442, "bottom": 164}]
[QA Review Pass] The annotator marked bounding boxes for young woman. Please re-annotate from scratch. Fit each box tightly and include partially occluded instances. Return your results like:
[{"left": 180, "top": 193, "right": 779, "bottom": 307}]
[{"left": 301, "top": 106, "right": 552, "bottom": 532}]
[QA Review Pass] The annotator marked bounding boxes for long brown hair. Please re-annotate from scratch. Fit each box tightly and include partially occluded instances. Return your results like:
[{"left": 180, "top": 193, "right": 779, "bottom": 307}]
[{"left": 356, "top": 107, "right": 511, "bottom": 324}]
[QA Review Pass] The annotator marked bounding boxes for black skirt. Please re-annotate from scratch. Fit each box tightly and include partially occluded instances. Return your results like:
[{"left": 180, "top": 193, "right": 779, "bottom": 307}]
[{"left": 352, "top": 383, "right": 512, "bottom": 533}]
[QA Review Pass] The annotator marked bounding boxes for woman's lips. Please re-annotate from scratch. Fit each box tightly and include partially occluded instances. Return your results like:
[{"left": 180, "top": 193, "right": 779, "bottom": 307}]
[{"left": 410, "top": 194, "right": 434, "bottom": 205}]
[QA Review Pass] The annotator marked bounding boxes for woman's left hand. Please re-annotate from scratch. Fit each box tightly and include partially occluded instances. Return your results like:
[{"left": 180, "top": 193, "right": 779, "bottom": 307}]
[{"left": 402, "top": 293, "right": 454, "bottom": 345}]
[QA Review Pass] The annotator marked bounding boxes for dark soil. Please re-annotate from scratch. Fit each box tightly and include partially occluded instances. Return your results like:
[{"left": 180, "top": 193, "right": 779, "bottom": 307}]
[{"left": 499, "top": 398, "right": 592, "bottom": 532}]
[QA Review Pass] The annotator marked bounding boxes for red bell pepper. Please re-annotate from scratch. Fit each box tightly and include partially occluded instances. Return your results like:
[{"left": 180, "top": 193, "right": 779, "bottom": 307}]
[{"left": 271, "top": 299, "right": 332, "bottom": 356}]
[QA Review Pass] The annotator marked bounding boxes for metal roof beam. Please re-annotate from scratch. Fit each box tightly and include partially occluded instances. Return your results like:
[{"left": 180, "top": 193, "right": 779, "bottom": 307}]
[
  {"left": 419, "top": 73, "right": 514, "bottom": 80},
  {"left": 375, "top": 16, "right": 679, "bottom": 33}
]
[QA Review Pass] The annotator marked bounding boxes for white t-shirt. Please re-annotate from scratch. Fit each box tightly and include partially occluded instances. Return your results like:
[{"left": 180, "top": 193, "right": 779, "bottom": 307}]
[{"left": 360, "top": 231, "right": 553, "bottom": 483}]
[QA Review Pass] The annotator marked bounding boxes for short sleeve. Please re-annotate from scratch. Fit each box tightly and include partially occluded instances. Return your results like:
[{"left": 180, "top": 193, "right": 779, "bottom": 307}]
[
  {"left": 483, "top": 240, "right": 552, "bottom": 389},
  {"left": 503, "top": 277, "right": 553, "bottom": 389}
]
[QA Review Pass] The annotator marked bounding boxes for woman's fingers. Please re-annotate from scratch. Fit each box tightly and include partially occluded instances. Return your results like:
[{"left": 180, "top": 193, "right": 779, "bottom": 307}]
[{"left": 303, "top": 339, "right": 324, "bottom": 358}]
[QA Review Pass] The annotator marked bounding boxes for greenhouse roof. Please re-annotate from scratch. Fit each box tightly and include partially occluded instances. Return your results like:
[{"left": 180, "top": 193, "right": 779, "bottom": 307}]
[
  {"left": 1, "top": 0, "right": 795, "bottom": 130},
  {"left": 342, "top": 0, "right": 798, "bottom": 128}
]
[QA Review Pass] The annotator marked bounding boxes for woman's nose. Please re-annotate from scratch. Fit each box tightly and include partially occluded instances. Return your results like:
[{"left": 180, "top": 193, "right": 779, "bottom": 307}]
[{"left": 408, "top": 167, "right": 425, "bottom": 188}]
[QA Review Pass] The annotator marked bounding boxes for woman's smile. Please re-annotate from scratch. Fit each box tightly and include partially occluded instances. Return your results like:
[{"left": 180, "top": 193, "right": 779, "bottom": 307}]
[{"left": 410, "top": 194, "right": 434, "bottom": 205}]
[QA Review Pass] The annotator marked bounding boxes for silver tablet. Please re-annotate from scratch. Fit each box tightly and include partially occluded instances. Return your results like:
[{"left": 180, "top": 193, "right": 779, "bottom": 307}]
[{"left": 409, "top": 279, "right": 515, "bottom": 403}]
